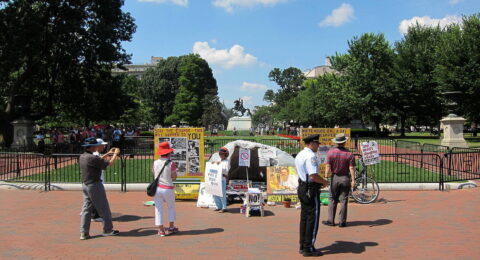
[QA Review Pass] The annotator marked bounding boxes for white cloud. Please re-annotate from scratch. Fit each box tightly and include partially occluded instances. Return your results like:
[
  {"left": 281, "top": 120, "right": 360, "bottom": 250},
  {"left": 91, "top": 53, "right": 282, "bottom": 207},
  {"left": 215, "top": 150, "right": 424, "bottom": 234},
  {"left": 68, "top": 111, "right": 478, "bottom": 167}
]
[
  {"left": 449, "top": 0, "right": 463, "bottom": 5},
  {"left": 319, "top": 3, "right": 354, "bottom": 27},
  {"left": 241, "top": 82, "right": 268, "bottom": 91},
  {"left": 241, "top": 96, "right": 253, "bottom": 105},
  {"left": 398, "top": 15, "right": 462, "bottom": 34},
  {"left": 138, "top": 0, "right": 188, "bottom": 6},
  {"left": 212, "top": 0, "right": 289, "bottom": 13},
  {"left": 193, "top": 41, "right": 258, "bottom": 69}
]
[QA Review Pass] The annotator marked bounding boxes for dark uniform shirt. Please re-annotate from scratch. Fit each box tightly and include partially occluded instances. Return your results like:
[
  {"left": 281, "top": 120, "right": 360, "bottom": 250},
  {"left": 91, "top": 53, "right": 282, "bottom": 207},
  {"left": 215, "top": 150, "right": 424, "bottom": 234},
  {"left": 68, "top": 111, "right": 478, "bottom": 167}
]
[
  {"left": 79, "top": 152, "right": 109, "bottom": 184},
  {"left": 326, "top": 147, "right": 355, "bottom": 176}
]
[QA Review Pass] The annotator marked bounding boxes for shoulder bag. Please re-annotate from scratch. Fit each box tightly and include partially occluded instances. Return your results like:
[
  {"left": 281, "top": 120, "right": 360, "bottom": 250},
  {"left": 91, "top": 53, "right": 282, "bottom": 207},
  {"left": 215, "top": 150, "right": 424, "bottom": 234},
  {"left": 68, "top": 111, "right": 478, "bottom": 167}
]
[{"left": 147, "top": 160, "right": 170, "bottom": 197}]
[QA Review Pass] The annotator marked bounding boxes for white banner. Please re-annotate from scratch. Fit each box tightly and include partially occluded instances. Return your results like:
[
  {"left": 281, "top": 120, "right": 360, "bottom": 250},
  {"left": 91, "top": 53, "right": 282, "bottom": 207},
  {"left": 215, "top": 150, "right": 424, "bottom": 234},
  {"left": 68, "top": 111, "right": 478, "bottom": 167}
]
[
  {"left": 196, "top": 182, "right": 217, "bottom": 208},
  {"left": 204, "top": 162, "right": 223, "bottom": 197},
  {"left": 239, "top": 148, "right": 251, "bottom": 167},
  {"left": 360, "top": 141, "right": 380, "bottom": 165}
]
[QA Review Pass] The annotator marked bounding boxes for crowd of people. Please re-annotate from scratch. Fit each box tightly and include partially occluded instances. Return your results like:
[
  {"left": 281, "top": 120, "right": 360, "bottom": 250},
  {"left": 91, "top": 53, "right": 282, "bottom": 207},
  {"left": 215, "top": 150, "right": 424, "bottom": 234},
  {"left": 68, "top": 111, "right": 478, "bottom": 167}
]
[{"left": 34, "top": 126, "right": 141, "bottom": 153}]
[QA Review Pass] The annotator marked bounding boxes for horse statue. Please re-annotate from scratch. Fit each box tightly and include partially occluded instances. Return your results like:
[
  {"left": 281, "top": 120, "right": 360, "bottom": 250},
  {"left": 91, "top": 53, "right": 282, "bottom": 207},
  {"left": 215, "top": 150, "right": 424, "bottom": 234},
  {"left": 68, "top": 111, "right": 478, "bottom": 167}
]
[{"left": 233, "top": 98, "right": 251, "bottom": 117}]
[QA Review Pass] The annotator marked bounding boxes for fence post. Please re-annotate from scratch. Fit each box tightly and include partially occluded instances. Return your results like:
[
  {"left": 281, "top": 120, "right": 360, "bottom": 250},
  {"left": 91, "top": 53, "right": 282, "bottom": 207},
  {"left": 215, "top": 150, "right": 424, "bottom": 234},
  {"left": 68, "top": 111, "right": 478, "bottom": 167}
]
[
  {"left": 447, "top": 149, "right": 452, "bottom": 176},
  {"left": 121, "top": 155, "right": 127, "bottom": 192},
  {"left": 439, "top": 154, "right": 444, "bottom": 191},
  {"left": 420, "top": 144, "right": 424, "bottom": 168},
  {"left": 16, "top": 153, "right": 21, "bottom": 177},
  {"left": 44, "top": 156, "right": 50, "bottom": 191}
]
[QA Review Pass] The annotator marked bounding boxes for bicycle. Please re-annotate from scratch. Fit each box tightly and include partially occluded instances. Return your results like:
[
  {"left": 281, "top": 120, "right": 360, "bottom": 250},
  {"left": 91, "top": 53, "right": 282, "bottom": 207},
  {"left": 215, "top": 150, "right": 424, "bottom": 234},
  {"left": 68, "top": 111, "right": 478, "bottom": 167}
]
[{"left": 351, "top": 157, "right": 380, "bottom": 204}]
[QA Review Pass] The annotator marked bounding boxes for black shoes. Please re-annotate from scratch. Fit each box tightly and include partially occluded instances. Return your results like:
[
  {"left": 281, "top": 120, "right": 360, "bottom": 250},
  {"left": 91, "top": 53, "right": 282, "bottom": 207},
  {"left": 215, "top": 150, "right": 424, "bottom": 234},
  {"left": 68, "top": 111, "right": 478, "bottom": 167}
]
[
  {"left": 302, "top": 248, "right": 323, "bottom": 257},
  {"left": 338, "top": 222, "right": 346, "bottom": 227},
  {"left": 322, "top": 220, "right": 335, "bottom": 226}
]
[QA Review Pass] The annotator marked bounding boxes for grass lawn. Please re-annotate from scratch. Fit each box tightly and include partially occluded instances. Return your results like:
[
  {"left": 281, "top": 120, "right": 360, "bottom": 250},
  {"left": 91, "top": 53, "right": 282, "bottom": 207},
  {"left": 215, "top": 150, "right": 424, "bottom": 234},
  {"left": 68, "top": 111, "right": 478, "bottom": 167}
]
[
  {"left": 390, "top": 132, "right": 480, "bottom": 148},
  {"left": 10, "top": 157, "right": 464, "bottom": 184},
  {"left": 360, "top": 159, "right": 460, "bottom": 183}
]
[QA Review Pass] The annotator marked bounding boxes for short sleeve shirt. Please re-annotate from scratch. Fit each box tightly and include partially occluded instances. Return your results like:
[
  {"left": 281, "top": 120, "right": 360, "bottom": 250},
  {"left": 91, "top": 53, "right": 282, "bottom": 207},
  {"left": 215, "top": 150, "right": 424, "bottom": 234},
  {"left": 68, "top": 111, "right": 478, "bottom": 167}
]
[
  {"left": 326, "top": 147, "right": 355, "bottom": 176},
  {"left": 79, "top": 152, "right": 109, "bottom": 184},
  {"left": 295, "top": 147, "right": 319, "bottom": 182}
]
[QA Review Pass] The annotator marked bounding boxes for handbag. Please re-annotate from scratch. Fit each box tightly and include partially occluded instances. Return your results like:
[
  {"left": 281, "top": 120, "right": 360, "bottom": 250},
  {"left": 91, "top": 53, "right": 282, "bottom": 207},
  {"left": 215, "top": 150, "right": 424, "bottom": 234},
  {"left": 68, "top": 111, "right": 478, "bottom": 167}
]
[{"left": 147, "top": 160, "right": 170, "bottom": 197}]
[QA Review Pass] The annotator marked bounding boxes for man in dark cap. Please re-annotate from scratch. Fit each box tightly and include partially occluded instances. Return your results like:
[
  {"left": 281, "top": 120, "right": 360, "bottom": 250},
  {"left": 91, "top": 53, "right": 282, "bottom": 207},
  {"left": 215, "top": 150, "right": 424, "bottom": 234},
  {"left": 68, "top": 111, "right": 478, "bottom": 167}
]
[
  {"left": 79, "top": 137, "right": 120, "bottom": 240},
  {"left": 295, "top": 134, "right": 329, "bottom": 257},
  {"left": 323, "top": 133, "right": 356, "bottom": 228}
]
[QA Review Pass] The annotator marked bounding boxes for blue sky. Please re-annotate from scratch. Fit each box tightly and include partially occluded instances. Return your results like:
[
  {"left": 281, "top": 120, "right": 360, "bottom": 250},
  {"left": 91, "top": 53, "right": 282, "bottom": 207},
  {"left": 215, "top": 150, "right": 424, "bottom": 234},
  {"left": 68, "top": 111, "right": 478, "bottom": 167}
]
[{"left": 122, "top": 0, "right": 479, "bottom": 109}]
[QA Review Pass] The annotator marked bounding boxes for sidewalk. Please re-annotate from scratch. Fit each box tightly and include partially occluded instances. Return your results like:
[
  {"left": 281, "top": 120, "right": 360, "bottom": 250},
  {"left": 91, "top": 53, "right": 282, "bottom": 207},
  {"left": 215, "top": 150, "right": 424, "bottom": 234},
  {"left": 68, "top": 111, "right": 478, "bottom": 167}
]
[{"left": 1, "top": 188, "right": 479, "bottom": 259}]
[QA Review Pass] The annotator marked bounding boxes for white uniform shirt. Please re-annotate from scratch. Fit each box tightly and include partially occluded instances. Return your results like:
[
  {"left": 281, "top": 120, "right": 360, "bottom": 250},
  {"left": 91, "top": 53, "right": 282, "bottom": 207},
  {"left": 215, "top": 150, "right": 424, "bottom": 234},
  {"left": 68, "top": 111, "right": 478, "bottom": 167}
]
[{"left": 295, "top": 147, "right": 319, "bottom": 182}]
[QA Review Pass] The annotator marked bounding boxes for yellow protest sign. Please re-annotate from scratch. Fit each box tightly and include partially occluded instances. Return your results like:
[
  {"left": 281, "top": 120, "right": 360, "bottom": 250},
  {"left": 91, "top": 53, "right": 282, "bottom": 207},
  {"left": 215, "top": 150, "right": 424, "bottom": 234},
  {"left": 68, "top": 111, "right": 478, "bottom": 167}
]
[
  {"left": 174, "top": 183, "right": 200, "bottom": 199},
  {"left": 300, "top": 128, "right": 351, "bottom": 174},
  {"left": 154, "top": 128, "right": 204, "bottom": 179}
]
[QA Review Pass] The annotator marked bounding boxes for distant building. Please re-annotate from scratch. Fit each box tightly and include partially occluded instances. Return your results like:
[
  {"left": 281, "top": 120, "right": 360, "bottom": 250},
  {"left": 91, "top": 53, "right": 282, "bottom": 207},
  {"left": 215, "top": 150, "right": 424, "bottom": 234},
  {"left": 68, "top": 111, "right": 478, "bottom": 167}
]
[
  {"left": 111, "top": 56, "right": 163, "bottom": 79},
  {"left": 304, "top": 57, "right": 338, "bottom": 78}
]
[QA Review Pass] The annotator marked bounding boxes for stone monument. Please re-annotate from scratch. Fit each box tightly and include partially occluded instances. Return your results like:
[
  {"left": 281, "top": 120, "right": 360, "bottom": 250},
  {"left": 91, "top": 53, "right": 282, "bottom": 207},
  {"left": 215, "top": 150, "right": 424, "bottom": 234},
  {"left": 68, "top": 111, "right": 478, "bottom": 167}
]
[
  {"left": 440, "top": 91, "right": 468, "bottom": 148},
  {"left": 11, "top": 95, "right": 35, "bottom": 149},
  {"left": 227, "top": 98, "right": 252, "bottom": 131}
]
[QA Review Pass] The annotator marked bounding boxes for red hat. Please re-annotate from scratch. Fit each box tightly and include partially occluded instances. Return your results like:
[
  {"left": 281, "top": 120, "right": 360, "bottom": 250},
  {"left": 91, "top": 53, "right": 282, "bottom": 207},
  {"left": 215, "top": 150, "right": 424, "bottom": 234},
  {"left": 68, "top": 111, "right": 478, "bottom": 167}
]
[{"left": 157, "top": 142, "right": 174, "bottom": 156}]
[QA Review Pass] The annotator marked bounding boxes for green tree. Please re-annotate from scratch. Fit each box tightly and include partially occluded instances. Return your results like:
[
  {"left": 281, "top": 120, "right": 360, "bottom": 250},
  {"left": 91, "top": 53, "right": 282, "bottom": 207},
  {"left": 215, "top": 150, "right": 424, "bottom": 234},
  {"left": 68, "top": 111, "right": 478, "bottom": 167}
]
[
  {"left": 165, "top": 54, "right": 218, "bottom": 126},
  {"left": 394, "top": 24, "right": 444, "bottom": 136},
  {"left": 331, "top": 33, "right": 396, "bottom": 135},
  {"left": 435, "top": 14, "right": 480, "bottom": 135},
  {"left": 267, "top": 67, "right": 305, "bottom": 106},
  {"left": 0, "top": 0, "right": 136, "bottom": 145},
  {"left": 139, "top": 56, "right": 181, "bottom": 125}
]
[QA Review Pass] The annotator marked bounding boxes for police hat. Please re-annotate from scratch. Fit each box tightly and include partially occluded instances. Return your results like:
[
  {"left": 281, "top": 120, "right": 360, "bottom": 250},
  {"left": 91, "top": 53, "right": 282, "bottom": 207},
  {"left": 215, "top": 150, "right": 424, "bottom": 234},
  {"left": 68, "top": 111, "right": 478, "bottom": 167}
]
[{"left": 303, "top": 134, "right": 320, "bottom": 144}]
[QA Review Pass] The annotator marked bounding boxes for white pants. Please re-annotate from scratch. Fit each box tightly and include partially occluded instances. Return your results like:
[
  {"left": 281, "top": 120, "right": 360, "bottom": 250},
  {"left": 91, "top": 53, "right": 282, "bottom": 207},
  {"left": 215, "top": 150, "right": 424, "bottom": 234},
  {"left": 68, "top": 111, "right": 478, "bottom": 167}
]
[{"left": 154, "top": 188, "right": 176, "bottom": 226}]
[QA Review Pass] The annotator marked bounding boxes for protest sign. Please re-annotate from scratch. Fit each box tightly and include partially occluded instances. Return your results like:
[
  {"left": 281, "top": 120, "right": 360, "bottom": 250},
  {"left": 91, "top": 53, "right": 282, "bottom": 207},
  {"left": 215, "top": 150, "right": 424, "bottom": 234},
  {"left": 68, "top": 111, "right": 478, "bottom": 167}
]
[
  {"left": 239, "top": 148, "right": 251, "bottom": 167},
  {"left": 204, "top": 162, "right": 223, "bottom": 197},
  {"left": 360, "top": 141, "right": 380, "bottom": 165}
]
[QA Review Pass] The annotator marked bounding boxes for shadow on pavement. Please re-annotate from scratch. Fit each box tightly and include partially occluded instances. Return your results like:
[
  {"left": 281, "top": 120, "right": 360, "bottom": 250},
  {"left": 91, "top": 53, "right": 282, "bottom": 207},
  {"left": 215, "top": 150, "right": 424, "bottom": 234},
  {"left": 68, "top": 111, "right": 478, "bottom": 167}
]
[
  {"left": 347, "top": 219, "right": 393, "bottom": 227},
  {"left": 175, "top": 228, "right": 224, "bottom": 236},
  {"left": 320, "top": 241, "right": 379, "bottom": 255},
  {"left": 225, "top": 207, "right": 275, "bottom": 217},
  {"left": 118, "top": 227, "right": 158, "bottom": 237},
  {"left": 376, "top": 198, "right": 405, "bottom": 204},
  {"left": 112, "top": 214, "right": 153, "bottom": 222}
]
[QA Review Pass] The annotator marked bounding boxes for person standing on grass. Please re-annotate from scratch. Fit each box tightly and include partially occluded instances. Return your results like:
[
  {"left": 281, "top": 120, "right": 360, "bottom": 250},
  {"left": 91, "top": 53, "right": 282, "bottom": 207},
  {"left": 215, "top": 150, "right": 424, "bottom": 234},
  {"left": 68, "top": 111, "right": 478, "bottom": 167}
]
[
  {"left": 152, "top": 142, "right": 179, "bottom": 237},
  {"left": 79, "top": 137, "right": 120, "bottom": 240},
  {"left": 212, "top": 147, "right": 230, "bottom": 213}
]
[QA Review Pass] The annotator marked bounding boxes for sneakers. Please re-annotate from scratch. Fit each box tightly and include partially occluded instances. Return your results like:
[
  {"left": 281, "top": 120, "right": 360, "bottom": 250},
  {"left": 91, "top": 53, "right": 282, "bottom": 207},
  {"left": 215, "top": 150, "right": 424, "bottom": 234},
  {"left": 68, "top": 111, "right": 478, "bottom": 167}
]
[
  {"left": 168, "top": 227, "right": 179, "bottom": 234},
  {"left": 80, "top": 233, "right": 91, "bottom": 240},
  {"left": 92, "top": 217, "right": 103, "bottom": 222},
  {"left": 158, "top": 230, "right": 169, "bottom": 237},
  {"left": 102, "top": 230, "right": 120, "bottom": 236}
]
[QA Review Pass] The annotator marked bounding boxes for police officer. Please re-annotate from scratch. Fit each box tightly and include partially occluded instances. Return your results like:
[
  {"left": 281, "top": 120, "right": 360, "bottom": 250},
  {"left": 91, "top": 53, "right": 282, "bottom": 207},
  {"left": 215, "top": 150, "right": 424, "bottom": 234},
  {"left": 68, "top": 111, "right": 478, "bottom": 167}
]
[
  {"left": 296, "top": 134, "right": 329, "bottom": 257},
  {"left": 323, "top": 133, "right": 356, "bottom": 228}
]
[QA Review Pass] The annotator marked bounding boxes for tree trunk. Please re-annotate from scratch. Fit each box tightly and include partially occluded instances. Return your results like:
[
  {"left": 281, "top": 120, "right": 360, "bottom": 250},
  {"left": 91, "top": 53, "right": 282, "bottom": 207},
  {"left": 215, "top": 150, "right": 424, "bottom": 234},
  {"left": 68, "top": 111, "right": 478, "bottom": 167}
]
[{"left": 400, "top": 115, "right": 406, "bottom": 137}]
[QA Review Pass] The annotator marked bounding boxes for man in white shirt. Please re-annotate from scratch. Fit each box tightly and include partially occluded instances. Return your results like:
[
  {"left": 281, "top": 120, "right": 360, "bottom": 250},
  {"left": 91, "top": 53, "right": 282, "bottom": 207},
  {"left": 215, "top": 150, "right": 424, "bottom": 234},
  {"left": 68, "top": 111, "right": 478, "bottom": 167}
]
[{"left": 295, "top": 134, "right": 329, "bottom": 257}]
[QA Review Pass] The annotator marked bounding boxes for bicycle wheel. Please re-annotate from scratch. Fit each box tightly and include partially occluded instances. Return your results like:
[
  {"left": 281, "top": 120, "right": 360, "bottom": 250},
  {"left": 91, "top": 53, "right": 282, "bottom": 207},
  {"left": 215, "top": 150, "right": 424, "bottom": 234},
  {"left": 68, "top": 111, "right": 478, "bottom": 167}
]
[{"left": 351, "top": 176, "right": 379, "bottom": 204}]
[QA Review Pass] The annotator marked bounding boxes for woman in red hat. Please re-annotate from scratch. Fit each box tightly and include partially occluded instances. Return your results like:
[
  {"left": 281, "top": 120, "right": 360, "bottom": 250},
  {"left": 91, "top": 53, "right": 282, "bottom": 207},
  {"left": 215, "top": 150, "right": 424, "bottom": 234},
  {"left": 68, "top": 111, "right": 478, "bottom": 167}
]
[{"left": 152, "top": 141, "right": 179, "bottom": 236}]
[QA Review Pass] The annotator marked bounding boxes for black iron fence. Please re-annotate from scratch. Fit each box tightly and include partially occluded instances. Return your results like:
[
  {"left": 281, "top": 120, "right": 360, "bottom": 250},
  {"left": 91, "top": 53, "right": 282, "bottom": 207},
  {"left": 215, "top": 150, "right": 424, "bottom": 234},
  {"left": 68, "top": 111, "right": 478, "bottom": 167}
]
[{"left": 1, "top": 137, "right": 479, "bottom": 191}]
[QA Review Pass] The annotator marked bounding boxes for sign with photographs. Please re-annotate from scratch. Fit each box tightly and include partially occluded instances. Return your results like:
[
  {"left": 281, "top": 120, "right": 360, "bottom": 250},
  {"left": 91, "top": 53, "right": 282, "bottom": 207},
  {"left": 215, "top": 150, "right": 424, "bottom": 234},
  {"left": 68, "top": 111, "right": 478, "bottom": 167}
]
[
  {"left": 154, "top": 128, "right": 204, "bottom": 179},
  {"left": 267, "top": 166, "right": 299, "bottom": 195},
  {"left": 300, "top": 128, "right": 351, "bottom": 174}
]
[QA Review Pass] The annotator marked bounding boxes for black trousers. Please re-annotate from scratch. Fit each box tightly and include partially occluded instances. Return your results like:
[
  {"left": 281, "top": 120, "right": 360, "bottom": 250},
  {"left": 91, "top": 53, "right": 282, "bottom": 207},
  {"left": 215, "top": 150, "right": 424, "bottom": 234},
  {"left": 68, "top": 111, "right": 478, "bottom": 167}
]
[{"left": 298, "top": 181, "right": 321, "bottom": 250}]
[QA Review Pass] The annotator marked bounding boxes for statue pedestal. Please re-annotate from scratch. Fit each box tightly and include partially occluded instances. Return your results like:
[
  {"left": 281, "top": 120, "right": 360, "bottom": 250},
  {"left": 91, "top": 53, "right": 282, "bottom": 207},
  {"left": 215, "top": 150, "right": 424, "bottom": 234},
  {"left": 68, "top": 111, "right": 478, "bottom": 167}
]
[
  {"left": 227, "top": 117, "right": 252, "bottom": 131},
  {"left": 440, "top": 115, "right": 468, "bottom": 148},
  {"left": 11, "top": 118, "right": 35, "bottom": 149}
]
